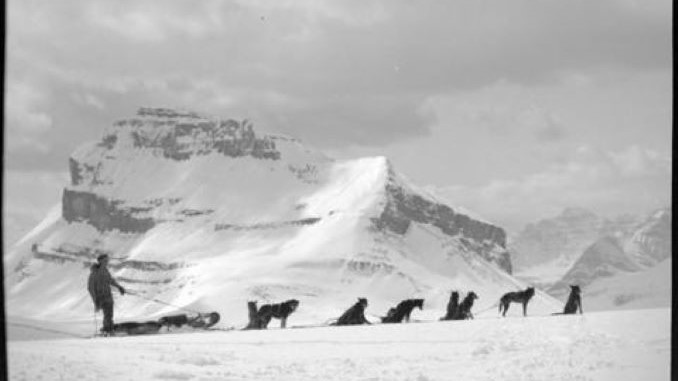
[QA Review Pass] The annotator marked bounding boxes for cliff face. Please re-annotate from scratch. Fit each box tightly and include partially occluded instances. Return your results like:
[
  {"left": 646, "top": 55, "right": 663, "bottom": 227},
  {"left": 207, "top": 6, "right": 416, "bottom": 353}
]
[
  {"left": 64, "top": 107, "right": 294, "bottom": 232},
  {"left": 372, "top": 168, "right": 511, "bottom": 273},
  {"left": 69, "top": 108, "right": 281, "bottom": 188},
  {"left": 61, "top": 189, "right": 155, "bottom": 233},
  {"left": 117, "top": 108, "right": 281, "bottom": 161}
]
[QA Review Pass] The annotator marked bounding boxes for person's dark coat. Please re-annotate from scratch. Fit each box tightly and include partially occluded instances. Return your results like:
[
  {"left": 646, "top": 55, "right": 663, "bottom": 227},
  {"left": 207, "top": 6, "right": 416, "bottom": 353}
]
[{"left": 88, "top": 263, "right": 122, "bottom": 310}]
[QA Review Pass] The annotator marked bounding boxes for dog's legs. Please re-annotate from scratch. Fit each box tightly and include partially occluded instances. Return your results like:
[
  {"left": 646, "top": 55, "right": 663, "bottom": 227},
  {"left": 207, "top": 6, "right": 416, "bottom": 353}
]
[
  {"left": 281, "top": 316, "right": 287, "bottom": 329},
  {"left": 522, "top": 302, "right": 528, "bottom": 316},
  {"left": 262, "top": 315, "right": 272, "bottom": 329}
]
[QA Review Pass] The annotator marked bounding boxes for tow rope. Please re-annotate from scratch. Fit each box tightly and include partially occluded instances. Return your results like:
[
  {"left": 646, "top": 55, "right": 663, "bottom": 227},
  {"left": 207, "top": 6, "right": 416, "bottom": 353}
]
[
  {"left": 125, "top": 290, "right": 204, "bottom": 315},
  {"left": 5, "top": 321, "right": 91, "bottom": 339},
  {"left": 473, "top": 301, "right": 500, "bottom": 315}
]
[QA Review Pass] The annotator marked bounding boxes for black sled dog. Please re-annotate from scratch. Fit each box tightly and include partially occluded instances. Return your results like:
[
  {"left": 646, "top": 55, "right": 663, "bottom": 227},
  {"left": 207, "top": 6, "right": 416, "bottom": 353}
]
[
  {"left": 333, "top": 298, "right": 371, "bottom": 326},
  {"left": 499, "top": 287, "right": 535, "bottom": 317},
  {"left": 381, "top": 299, "right": 424, "bottom": 323},
  {"left": 440, "top": 291, "right": 460, "bottom": 321},
  {"left": 256, "top": 299, "right": 300, "bottom": 329},
  {"left": 552, "top": 285, "right": 583, "bottom": 315},
  {"left": 453, "top": 291, "right": 478, "bottom": 320}
]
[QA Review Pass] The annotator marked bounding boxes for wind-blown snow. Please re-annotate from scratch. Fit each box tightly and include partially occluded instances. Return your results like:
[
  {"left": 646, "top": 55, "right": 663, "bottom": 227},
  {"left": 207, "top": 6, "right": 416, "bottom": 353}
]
[{"left": 7, "top": 308, "right": 670, "bottom": 381}]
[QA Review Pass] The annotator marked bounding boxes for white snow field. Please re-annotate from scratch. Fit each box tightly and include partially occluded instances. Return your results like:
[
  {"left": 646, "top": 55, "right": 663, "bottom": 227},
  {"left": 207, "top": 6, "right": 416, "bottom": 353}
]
[{"left": 7, "top": 308, "right": 670, "bottom": 381}]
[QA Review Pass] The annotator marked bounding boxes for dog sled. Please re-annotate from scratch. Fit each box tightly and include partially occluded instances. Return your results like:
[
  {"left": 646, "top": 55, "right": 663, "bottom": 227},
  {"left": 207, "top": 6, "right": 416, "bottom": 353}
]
[
  {"left": 158, "top": 311, "right": 221, "bottom": 331},
  {"left": 93, "top": 290, "right": 222, "bottom": 337},
  {"left": 96, "top": 311, "right": 221, "bottom": 337}
]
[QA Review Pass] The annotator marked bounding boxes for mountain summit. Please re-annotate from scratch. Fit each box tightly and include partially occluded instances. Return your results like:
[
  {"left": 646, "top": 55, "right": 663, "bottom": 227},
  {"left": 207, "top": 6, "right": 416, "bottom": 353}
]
[{"left": 5, "top": 108, "right": 558, "bottom": 324}]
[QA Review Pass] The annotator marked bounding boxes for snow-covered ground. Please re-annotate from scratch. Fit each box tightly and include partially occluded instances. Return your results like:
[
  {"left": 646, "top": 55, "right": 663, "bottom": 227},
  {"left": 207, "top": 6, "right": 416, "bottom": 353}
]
[{"left": 7, "top": 308, "right": 670, "bottom": 381}]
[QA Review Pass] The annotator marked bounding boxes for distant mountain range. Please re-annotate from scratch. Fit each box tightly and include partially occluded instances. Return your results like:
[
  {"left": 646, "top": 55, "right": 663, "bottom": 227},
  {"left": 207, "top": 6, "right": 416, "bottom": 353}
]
[{"left": 510, "top": 207, "right": 671, "bottom": 308}]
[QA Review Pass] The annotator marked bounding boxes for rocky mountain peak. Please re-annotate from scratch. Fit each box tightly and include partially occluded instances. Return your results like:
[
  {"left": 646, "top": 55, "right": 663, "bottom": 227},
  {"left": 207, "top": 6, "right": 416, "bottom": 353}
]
[
  {"left": 90, "top": 107, "right": 280, "bottom": 163},
  {"left": 547, "top": 234, "right": 640, "bottom": 297}
]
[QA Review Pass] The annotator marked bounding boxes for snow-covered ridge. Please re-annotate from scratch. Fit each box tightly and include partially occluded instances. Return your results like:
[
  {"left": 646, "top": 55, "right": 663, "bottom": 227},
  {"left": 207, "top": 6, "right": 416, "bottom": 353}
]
[
  {"left": 71, "top": 107, "right": 280, "bottom": 187},
  {"left": 624, "top": 207, "right": 671, "bottom": 268}
]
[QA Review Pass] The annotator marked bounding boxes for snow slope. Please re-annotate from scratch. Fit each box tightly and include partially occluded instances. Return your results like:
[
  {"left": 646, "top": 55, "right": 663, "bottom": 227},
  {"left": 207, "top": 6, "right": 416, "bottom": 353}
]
[
  {"left": 583, "top": 258, "right": 672, "bottom": 311},
  {"left": 7, "top": 308, "right": 671, "bottom": 381},
  {"left": 5, "top": 107, "right": 557, "bottom": 327},
  {"left": 547, "top": 236, "right": 641, "bottom": 297},
  {"left": 623, "top": 208, "right": 671, "bottom": 268}
]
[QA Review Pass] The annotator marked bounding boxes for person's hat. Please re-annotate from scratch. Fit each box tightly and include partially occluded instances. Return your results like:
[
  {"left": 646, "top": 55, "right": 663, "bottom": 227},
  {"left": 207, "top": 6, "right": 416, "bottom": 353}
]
[{"left": 97, "top": 254, "right": 109, "bottom": 262}]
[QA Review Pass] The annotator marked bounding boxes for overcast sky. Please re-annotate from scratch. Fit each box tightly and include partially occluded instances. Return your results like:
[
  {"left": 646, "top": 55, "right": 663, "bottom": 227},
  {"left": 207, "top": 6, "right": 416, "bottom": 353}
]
[{"left": 4, "top": 0, "right": 672, "bottom": 245}]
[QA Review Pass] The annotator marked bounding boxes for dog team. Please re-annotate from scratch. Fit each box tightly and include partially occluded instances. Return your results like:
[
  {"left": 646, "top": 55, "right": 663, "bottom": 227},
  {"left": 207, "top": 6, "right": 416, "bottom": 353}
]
[{"left": 244, "top": 284, "right": 583, "bottom": 329}]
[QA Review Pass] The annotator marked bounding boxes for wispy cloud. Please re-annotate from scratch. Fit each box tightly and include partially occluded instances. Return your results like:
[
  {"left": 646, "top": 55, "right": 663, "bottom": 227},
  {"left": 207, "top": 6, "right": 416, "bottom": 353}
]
[{"left": 430, "top": 145, "right": 671, "bottom": 232}]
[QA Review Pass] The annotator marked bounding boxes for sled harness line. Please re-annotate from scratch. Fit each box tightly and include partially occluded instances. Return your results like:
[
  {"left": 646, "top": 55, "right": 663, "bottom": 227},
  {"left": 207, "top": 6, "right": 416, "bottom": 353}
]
[
  {"left": 473, "top": 301, "right": 500, "bottom": 315},
  {"left": 125, "top": 290, "right": 204, "bottom": 315},
  {"left": 5, "top": 321, "right": 91, "bottom": 339}
]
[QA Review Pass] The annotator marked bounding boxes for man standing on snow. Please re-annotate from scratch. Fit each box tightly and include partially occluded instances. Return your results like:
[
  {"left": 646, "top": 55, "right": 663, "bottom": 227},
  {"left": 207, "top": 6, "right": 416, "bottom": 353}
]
[{"left": 88, "top": 254, "right": 125, "bottom": 335}]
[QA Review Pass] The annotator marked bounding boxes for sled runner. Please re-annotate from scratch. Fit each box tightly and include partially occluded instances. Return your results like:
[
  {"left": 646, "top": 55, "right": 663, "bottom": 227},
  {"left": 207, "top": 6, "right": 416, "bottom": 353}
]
[{"left": 111, "top": 321, "right": 162, "bottom": 335}]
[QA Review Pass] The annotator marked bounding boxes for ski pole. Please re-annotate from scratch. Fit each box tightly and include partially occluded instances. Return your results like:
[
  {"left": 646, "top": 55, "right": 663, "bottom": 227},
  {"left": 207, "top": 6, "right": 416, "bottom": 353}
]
[{"left": 93, "top": 309, "right": 98, "bottom": 336}]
